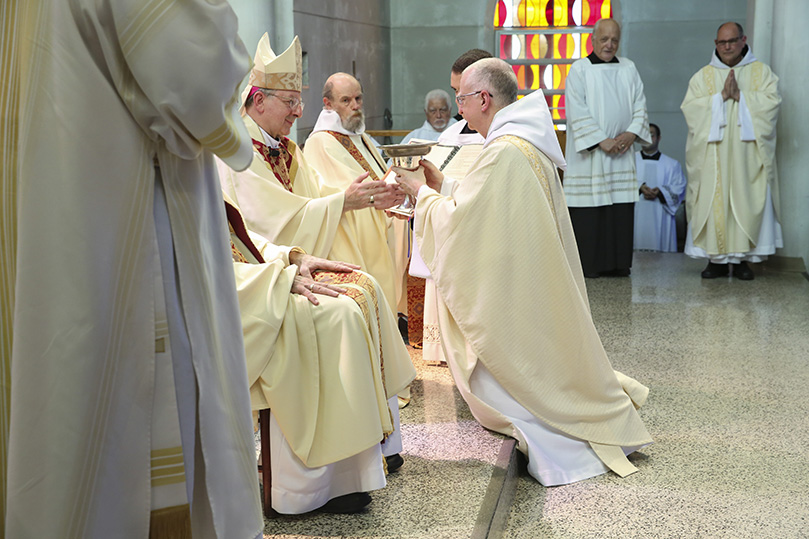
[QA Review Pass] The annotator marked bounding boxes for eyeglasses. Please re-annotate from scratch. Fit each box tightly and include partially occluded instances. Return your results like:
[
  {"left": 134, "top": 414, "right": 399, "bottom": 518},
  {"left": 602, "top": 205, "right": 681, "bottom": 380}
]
[
  {"left": 268, "top": 92, "right": 305, "bottom": 112},
  {"left": 715, "top": 37, "right": 742, "bottom": 46},
  {"left": 455, "top": 90, "right": 493, "bottom": 106}
]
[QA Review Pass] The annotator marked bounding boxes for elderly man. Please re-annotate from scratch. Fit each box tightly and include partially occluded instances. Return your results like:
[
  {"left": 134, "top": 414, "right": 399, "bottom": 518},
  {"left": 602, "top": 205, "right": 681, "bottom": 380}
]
[
  {"left": 564, "top": 18, "right": 650, "bottom": 278},
  {"left": 217, "top": 34, "right": 408, "bottom": 462},
  {"left": 226, "top": 197, "right": 415, "bottom": 514},
  {"left": 402, "top": 89, "right": 457, "bottom": 143},
  {"left": 634, "top": 123, "right": 687, "bottom": 252},
  {"left": 305, "top": 73, "right": 410, "bottom": 320},
  {"left": 394, "top": 58, "right": 652, "bottom": 486},
  {"left": 5, "top": 1, "right": 263, "bottom": 536},
  {"left": 681, "top": 22, "right": 781, "bottom": 280},
  {"left": 217, "top": 35, "right": 402, "bottom": 310}
]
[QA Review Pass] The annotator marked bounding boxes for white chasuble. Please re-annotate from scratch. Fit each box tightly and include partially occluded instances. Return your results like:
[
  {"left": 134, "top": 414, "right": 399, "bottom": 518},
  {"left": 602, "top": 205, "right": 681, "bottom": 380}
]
[
  {"left": 415, "top": 110, "right": 652, "bottom": 480},
  {"left": 6, "top": 1, "right": 262, "bottom": 537},
  {"left": 305, "top": 113, "right": 408, "bottom": 312},
  {"left": 681, "top": 53, "right": 781, "bottom": 256},
  {"left": 304, "top": 123, "right": 402, "bottom": 310},
  {"left": 564, "top": 57, "right": 650, "bottom": 207}
]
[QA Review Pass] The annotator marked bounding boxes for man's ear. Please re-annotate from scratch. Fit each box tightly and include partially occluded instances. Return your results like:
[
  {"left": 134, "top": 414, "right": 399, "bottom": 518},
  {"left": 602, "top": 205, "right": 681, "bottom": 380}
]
[
  {"left": 323, "top": 96, "right": 332, "bottom": 110},
  {"left": 480, "top": 91, "right": 492, "bottom": 112},
  {"left": 253, "top": 90, "right": 265, "bottom": 112}
]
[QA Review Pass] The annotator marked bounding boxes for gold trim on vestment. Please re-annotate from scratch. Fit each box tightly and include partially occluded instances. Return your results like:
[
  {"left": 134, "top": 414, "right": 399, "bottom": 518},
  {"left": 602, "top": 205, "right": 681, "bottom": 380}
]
[
  {"left": 499, "top": 135, "right": 562, "bottom": 239},
  {"left": 149, "top": 503, "right": 192, "bottom": 539}
]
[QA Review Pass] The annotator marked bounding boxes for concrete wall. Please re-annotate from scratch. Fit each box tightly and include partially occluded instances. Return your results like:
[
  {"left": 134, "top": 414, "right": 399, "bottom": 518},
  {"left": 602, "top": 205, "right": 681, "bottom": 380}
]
[
  {"left": 294, "top": 1, "right": 391, "bottom": 141},
  {"left": 389, "top": 0, "right": 494, "bottom": 133},
  {"left": 765, "top": 0, "right": 809, "bottom": 269}
]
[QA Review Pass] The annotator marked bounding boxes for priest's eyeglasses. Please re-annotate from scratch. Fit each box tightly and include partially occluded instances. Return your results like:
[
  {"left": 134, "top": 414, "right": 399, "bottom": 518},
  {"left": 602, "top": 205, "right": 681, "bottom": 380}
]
[
  {"left": 715, "top": 37, "right": 741, "bottom": 46},
  {"left": 455, "top": 90, "right": 491, "bottom": 106},
  {"left": 268, "top": 92, "right": 305, "bottom": 112}
]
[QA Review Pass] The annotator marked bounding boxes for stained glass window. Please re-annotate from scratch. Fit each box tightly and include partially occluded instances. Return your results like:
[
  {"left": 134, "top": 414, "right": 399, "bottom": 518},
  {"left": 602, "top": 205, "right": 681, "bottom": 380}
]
[{"left": 494, "top": 0, "right": 612, "bottom": 128}]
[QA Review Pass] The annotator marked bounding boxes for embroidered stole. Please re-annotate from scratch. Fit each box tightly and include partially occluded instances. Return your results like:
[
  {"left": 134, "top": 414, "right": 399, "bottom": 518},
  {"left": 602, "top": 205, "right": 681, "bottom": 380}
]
[
  {"left": 251, "top": 137, "right": 298, "bottom": 192},
  {"left": 325, "top": 131, "right": 386, "bottom": 180}
]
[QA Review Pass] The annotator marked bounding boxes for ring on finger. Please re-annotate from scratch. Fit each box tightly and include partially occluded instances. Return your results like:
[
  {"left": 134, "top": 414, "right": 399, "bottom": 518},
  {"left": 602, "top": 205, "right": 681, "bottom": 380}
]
[
  {"left": 370, "top": 194, "right": 375, "bottom": 205},
  {"left": 308, "top": 283, "right": 315, "bottom": 291}
]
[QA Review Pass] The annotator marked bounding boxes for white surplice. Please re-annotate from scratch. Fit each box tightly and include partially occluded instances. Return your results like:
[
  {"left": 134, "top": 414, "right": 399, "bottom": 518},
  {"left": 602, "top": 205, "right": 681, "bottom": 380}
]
[
  {"left": 402, "top": 119, "right": 458, "bottom": 144},
  {"left": 564, "top": 56, "right": 650, "bottom": 208},
  {"left": 5, "top": 1, "right": 263, "bottom": 537},
  {"left": 634, "top": 152, "right": 687, "bottom": 252}
]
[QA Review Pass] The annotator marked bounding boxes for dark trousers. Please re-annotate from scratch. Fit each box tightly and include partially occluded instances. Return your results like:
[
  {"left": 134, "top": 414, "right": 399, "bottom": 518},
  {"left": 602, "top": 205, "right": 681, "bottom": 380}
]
[{"left": 568, "top": 203, "right": 634, "bottom": 275}]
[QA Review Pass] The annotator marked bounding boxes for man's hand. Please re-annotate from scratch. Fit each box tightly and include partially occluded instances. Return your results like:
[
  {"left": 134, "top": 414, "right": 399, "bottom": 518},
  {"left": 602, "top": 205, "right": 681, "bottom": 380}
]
[
  {"left": 290, "top": 251, "right": 360, "bottom": 279},
  {"left": 640, "top": 183, "right": 657, "bottom": 200},
  {"left": 392, "top": 166, "right": 427, "bottom": 197},
  {"left": 288, "top": 251, "right": 360, "bottom": 305},
  {"left": 290, "top": 275, "right": 348, "bottom": 305},
  {"left": 343, "top": 172, "right": 404, "bottom": 212},
  {"left": 599, "top": 138, "right": 619, "bottom": 154},
  {"left": 419, "top": 159, "right": 444, "bottom": 192},
  {"left": 722, "top": 69, "right": 740, "bottom": 101},
  {"left": 614, "top": 132, "right": 637, "bottom": 155}
]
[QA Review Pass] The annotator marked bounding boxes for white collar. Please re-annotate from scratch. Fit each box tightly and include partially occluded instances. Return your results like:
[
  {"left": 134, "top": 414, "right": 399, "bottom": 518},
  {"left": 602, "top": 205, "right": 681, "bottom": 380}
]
[
  {"left": 709, "top": 46, "right": 756, "bottom": 69},
  {"left": 484, "top": 90, "right": 567, "bottom": 171},
  {"left": 311, "top": 109, "right": 365, "bottom": 136}
]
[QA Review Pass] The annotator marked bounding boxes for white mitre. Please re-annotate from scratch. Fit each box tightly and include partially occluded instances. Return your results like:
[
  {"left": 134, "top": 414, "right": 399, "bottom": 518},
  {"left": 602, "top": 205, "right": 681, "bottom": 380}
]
[{"left": 240, "top": 33, "right": 302, "bottom": 114}]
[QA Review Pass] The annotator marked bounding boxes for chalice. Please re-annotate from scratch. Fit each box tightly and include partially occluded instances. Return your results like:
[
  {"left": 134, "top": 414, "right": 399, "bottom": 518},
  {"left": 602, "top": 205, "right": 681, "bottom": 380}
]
[{"left": 379, "top": 141, "right": 437, "bottom": 217}]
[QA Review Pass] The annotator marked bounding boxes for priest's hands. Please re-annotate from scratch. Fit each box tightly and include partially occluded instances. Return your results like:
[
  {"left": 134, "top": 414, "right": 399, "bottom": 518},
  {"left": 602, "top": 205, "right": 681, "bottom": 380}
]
[
  {"left": 392, "top": 165, "right": 427, "bottom": 197},
  {"left": 640, "top": 183, "right": 660, "bottom": 200},
  {"left": 289, "top": 251, "right": 360, "bottom": 305},
  {"left": 343, "top": 172, "right": 406, "bottom": 213},
  {"left": 722, "top": 69, "right": 740, "bottom": 101},
  {"left": 419, "top": 159, "right": 444, "bottom": 192},
  {"left": 600, "top": 132, "right": 636, "bottom": 156}
]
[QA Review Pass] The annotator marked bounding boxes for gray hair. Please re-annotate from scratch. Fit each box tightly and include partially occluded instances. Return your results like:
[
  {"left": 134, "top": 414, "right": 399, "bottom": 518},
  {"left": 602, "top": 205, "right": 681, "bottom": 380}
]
[
  {"left": 464, "top": 58, "right": 518, "bottom": 108},
  {"left": 424, "top": 89, "right": 451, "bottom": 110},
  {"left": 593, "top": 18, "right": 621, "bottom": 36}
]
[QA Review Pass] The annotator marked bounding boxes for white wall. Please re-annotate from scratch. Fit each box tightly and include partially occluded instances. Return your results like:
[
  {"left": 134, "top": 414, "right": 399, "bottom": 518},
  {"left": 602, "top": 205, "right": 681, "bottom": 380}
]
[{"left": 766, "top": 0, "right": 809, "bottom": 269}]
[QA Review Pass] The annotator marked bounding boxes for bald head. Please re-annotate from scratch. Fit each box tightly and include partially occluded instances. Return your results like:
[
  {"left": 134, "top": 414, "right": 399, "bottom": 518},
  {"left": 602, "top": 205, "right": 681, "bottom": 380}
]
[
  {"left": 322, "top": 72, "right": 365, "bottom": 132},
  {"left": 457, "top": 58, "right": 517, "bottom": 137},
  {"left": 592, "top": 18, "right": 621, "bottom": 63},
  {"left": 714, "top": 22, "right": 747, "bottom": 67}
]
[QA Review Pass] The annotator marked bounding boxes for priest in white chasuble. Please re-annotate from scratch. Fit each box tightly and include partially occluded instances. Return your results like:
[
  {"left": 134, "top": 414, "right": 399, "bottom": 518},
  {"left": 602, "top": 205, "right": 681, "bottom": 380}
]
[
  {"left": 5, "top": 1, "right": 262, "bottom": 537},
  {"left": 634, "top": 123, "right": 687, "bottom": 252},
  {"left": 217, "top": 35, "right": 404, "bottom": 309},
  {"left": 304, "top": 72, "right": 410, "bottom": 315},
  {"left": 225, "top": 197, "right": 415, "bottom": 514},
  {"left": 681, "top": 22, "right": 781, "bottom": 281},
  {"left": 394, "top": 58, "right": 653, "bottom": 486},
  {"left": 563, "top": 18, "right": 650, "bottom": 278}
]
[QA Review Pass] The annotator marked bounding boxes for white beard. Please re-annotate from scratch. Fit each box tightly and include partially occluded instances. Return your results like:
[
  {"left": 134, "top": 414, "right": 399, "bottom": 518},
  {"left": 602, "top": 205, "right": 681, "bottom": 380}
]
[{"left": 342, "top": 111, "right": 365, "bottom": 134}]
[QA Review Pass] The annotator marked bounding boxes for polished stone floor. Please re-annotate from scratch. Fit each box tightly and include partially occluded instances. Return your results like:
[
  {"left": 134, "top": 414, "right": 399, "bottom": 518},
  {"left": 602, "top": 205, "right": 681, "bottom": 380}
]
[{"left": 264, "top": 252, "right": 809, "bottom": 539}]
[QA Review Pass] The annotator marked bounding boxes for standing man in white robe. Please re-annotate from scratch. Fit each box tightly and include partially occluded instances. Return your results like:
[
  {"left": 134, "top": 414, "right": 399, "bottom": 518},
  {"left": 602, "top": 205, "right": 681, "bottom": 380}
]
[
  {"left": 226, "top": 198, "right": 415, "bottom": 514},
  {"left": 394, "top": 58, "right": 652, "bottom": 486},
  {"left": 3, "top": 1, "right": 263, "bottom": 537},
  {"left": 681, "top": 22, "right": 781, "bottom": 280},
  {"left": 634, "top": 123, "right": 687, "bottom": 252},
  {"left": 564, "top": 18, "right": 650, "bottom": 278},
  {"left": 402, "top": 89, "right": 457, "bottom": 143}
]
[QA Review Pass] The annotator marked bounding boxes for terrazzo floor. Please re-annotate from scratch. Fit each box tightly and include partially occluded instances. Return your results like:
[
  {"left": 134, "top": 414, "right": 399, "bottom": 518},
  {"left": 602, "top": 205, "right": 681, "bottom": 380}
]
[{"left": 264, "top": 251, "right": 809, "bottom": 539}]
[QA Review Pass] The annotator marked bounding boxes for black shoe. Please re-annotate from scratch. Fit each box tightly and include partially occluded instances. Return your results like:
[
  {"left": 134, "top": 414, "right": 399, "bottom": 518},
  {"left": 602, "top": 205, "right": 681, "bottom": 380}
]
[
  {"left": 701, "top": 262, "right": 729, "bottom": 279},
  {"left": 732, "top": 261, "right": 755, "bottom": 280},
  {"left": 397, "top": 315, "right": 408, "bottom": 344},
  {"left": 318, "top": 492, "right": 371, "bottom": 514},
  {"left": 385, "top": 453, "right": 404, "bottom": 473}
]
